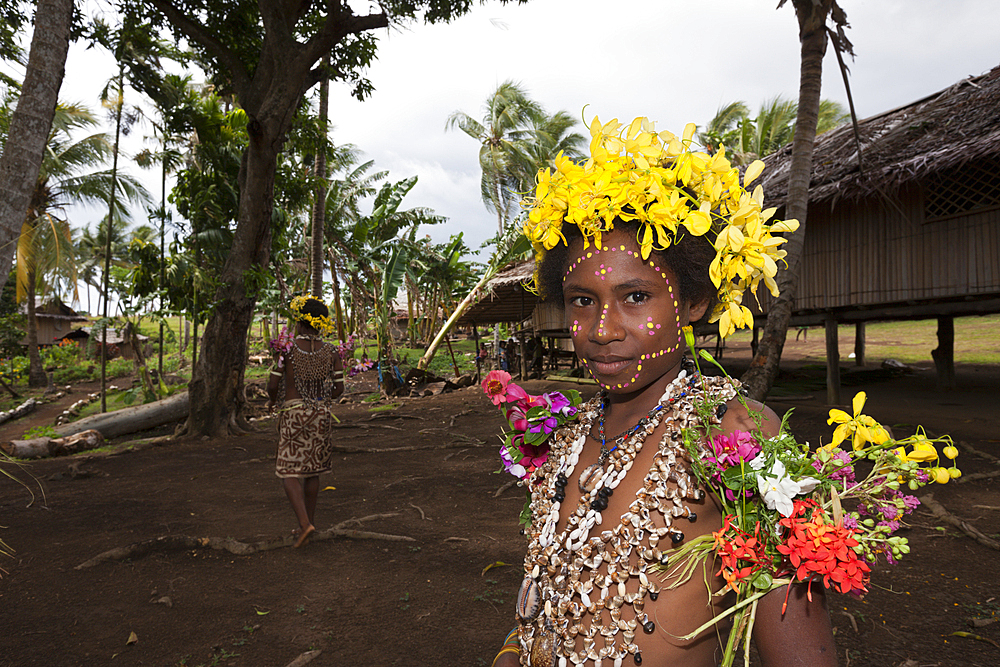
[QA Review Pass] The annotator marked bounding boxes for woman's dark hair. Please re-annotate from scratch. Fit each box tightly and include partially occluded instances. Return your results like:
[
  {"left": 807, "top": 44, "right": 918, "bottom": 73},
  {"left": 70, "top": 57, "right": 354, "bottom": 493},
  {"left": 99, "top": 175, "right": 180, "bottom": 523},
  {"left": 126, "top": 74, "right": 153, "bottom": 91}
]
[
  {"left": 537, "top": 219, "right": 718, "bottom": 321},
  {"left": 299, "top": 297, "right": 330, "bottom": 319}
]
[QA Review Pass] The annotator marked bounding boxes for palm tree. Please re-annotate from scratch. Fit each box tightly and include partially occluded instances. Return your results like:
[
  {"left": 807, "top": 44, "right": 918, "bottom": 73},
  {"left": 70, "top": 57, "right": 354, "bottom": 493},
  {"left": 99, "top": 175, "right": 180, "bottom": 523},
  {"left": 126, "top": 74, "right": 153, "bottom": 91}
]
[
  {"left": 446, "top": 81, "right": 543, "bottom": 233},
  {"left": 740, "top": 0, "right": 853, "bottom": 400},
  {"left": 523, "top": 109, "right": 587, "bottom": 181},
  {"left": 324, "top": 155, "right": 387, "bottom": 339},
  {"left": 700, "top": 95, "right": 848, "bottom": 165},
  {"left": 9, "top": 101, "right": 148, "bottom": 386}
]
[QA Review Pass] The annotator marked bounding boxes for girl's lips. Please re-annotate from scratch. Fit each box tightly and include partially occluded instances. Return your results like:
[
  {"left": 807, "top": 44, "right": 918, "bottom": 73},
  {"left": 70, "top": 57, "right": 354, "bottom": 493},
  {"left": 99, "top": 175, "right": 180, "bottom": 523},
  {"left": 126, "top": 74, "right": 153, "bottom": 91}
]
[{"left": 588, "top": 357, "right": 633, "bottom": 376}]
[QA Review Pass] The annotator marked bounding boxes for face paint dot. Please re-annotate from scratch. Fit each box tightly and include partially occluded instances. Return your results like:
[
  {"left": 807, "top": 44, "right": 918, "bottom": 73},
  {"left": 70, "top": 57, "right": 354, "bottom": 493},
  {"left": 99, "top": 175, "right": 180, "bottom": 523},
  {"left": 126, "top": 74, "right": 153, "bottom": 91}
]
[{"left": 655, "top": 324, "right": 661, "bottom": 329}]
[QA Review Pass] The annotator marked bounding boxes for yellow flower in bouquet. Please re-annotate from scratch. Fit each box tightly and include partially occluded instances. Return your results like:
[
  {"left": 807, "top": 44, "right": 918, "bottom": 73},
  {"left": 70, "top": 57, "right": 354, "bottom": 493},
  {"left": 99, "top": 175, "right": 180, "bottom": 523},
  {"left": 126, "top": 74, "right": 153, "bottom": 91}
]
[{"left": 827, "top": 391, "right": 891, "bottom": 450}]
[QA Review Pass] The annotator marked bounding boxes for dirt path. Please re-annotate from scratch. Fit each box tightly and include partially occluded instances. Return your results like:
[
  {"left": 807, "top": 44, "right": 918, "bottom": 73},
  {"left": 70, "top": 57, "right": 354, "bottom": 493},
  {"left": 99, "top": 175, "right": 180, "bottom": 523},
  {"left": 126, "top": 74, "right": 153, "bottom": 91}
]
[{"left": 1, "top": 358, "right": 998, "bottom": 667}]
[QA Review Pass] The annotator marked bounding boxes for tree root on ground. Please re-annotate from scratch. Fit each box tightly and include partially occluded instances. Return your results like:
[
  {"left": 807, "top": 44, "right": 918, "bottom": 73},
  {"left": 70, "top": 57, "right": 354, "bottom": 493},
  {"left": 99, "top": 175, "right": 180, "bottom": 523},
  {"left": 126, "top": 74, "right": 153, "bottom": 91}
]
[
  {"left": 958, "top": 441, "right": 1000, "bottom": 466},
  {"left": 919, "top": 493, "right": 1000, "bottom": 551},
  {"left": 75, "top": 513, "right": 413, "bottom": 570},
  {"left": 329, "top": 441, "right": 487, "bottom": 453},
  {"left": 957, "top": 469, "right": 1000, "bottom": 484},
  {"left": 494, "top": 479, "right": 517, "bottom": 498},
  {"left": 284, "top": 650, "right": 322, "bottom": 667}
]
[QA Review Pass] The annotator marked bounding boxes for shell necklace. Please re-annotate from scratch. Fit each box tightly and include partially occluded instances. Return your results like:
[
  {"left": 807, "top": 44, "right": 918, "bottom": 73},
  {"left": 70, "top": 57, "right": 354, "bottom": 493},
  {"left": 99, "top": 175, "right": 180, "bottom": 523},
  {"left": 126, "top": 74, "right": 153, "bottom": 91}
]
[
  {"left": 576, "top": 397, "right": 665, "bottom": 496},
  {"left": 516, "top": 370, "right": 739, "bottom": 667}
]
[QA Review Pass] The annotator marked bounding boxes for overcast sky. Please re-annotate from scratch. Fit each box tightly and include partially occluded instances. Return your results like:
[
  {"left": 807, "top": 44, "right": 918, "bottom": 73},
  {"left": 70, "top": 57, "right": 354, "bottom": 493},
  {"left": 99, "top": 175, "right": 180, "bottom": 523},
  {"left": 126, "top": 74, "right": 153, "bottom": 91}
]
[{"left": 33, "top": 0, "right": 1000, "bottom": 261}]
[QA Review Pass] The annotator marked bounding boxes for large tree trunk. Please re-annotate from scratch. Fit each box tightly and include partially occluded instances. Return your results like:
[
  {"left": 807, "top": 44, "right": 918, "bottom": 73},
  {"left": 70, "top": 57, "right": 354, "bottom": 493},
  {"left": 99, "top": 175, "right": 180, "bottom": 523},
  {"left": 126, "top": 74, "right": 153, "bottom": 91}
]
[
  {"left": 151, "top": 1, "right": 390, "bottom": 436},
  {"left": 0, "top": 0, "right": 73, "bottom": 285},
  {"left": 25, "top": 270, "right": 48, "bottom": 387},
  {"left": 740, "top": 0, "right": 833, "bottom": 401},
  {"left": 311, "top": 61, "right": 329, "bottom": 297},
  {"left": 183, "top": 133, "right": 278, "bottom": 436}
]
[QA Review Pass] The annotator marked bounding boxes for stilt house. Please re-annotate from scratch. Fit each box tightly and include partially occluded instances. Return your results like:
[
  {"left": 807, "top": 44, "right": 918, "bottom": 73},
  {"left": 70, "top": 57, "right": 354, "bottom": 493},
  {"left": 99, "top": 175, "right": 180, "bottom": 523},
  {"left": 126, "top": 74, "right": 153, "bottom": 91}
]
[{"left": 760, "top": 65, "right": 1000, "bottom": 399}]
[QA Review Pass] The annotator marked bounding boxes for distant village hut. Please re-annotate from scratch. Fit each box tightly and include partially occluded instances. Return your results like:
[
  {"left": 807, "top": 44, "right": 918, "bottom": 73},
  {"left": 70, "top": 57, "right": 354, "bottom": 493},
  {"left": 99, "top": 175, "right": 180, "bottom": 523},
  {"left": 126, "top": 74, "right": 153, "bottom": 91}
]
[
  {"left": 58, "top": 326, "right": 150, "bottom": 360},
  {"left": 760, "top": 65, "right": 1000, "bottom": 398},
  {"left": 19, "top": 298, "right": 88, "bottom": 347}
]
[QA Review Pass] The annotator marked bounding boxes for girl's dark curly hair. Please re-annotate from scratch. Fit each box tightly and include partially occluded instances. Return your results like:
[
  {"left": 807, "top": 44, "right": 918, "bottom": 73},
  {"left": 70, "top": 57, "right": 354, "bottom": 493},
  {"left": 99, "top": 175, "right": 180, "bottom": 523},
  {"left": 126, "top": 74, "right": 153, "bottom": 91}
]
[
  {"left": 536, "top": 219, "right": 718, "bottom": 323},
  {"left": 298, "top": 297, "right": 330, "bottom": 319}
]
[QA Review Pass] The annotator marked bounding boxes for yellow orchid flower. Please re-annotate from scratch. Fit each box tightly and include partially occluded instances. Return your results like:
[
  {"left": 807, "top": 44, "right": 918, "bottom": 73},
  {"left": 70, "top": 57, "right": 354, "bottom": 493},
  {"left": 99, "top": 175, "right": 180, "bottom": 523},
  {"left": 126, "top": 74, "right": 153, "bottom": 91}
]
[{"left": 827, "top": 391, "right": 889, "bottom": 451}]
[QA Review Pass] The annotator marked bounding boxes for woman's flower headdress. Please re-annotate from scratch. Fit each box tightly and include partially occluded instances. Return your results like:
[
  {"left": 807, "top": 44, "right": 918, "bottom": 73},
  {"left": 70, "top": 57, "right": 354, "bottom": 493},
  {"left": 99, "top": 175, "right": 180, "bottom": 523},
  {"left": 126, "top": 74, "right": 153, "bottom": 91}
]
[
  {"left": 289, "top": 295, "right": 335, "bottom": 337},
  {"left": 522, "top": 115, "right": 800, "bottom": 338}
]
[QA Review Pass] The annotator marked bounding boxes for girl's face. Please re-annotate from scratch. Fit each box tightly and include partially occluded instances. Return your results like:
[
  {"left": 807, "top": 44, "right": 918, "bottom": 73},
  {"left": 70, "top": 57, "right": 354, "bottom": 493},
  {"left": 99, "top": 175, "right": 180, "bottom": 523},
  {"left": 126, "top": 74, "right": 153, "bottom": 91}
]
[{"left": 561, "top": 228, "right": 707, "bottom": 396}]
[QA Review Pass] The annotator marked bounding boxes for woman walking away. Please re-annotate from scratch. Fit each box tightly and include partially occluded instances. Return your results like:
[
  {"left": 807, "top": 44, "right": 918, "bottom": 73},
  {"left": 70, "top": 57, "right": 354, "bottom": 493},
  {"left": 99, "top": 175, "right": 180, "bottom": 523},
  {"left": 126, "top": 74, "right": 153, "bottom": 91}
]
[{"left": 267, "top": 296, "right": 344, "bottom": 547}]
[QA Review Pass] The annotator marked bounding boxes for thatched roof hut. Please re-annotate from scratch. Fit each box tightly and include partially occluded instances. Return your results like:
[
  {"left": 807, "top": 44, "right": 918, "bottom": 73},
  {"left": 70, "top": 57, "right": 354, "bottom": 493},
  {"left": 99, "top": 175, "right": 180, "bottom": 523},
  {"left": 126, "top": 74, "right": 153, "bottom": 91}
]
[
  {"left": 759, "top": 64, "right": 1000, "bottom": 393},
  {"left": 457, "top": 259, "right": 539, "bottom": 327},
  {"left": 19, "top": 298, "right": 88, "bottom": 347}
]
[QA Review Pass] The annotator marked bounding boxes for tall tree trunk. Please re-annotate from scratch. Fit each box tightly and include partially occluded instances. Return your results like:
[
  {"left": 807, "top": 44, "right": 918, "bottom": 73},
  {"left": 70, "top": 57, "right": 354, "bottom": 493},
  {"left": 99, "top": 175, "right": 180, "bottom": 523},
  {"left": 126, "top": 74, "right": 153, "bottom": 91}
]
[
  {"left": 310, "top": 60, "right": 329, "bottom": 297},
  {"left": 0, "top": 0, "right": 73, "bottom": 284},
  {"left": 158, "top": 147, "right": 168, "bottom": 379},
  {"left": 182, "top": 132, "right": 278, "bottom": 437},
  {"left": 25, "top": 271, "right": 47, "bottom": 387},
  {"left": 101, "top": 67, "right": 125, "bottom": 414},
  {"left": 740, "top": 0, "right": 833, "bottom": 401}
]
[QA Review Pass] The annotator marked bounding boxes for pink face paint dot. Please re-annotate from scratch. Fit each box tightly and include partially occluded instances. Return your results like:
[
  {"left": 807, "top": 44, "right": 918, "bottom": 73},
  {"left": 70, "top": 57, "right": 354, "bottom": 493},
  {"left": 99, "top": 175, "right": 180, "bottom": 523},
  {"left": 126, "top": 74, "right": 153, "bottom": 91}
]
[
  {"left": 648, "top": 330, "right": 655, "bottom": 335},
  {"left": 655, "top": 324, "right": 661, "bottom": 329}
]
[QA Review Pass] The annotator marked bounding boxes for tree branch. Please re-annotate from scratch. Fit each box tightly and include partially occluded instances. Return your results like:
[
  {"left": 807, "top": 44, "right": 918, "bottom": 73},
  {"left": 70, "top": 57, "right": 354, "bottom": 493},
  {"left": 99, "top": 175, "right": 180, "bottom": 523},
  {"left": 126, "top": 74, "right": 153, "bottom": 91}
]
[
  {"left": 301, "top": 6, "right": 388, "bottom": 67},
  {"left": 145, "top": 0, "right": 252, "bottom": 97}
]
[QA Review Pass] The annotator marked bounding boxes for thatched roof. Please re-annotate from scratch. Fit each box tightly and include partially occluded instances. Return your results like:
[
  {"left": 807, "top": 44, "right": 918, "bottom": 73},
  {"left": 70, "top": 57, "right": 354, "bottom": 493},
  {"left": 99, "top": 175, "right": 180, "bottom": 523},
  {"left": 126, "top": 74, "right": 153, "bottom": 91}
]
[
  {"left": 20, "top": 297, "right": 88, "bottom": 322},
  {"left": 761, "top": 64, "right": 1000, "bottom": 206},
  {"left": 456, "top": 259, "right": 538, "bottom": 325},
  {"left": 63, "top": 326, "right": 149, "bottom": 346}
]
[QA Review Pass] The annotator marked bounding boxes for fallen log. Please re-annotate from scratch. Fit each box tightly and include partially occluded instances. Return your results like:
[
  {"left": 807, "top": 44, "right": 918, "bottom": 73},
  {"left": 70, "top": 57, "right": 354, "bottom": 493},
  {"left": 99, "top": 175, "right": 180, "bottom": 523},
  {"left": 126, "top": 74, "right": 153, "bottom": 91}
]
[
  {"left": 0, "top": 398, "right": 35, "bottom": 425},
  {"left": 2, "top": 429, "right": 104, "bottom": 459},
  {"left": 52, "top": 392, "right": 189, "bottom": 440}
]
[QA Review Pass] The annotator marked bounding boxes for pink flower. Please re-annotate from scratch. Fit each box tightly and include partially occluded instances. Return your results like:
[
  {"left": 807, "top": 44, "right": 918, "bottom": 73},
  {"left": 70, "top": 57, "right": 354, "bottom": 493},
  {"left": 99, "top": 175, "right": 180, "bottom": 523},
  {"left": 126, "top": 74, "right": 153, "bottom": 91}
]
[
  {"left": 707, "top": 430, "right": 761, "bottom": 470},
  {"left": 482, "top": 370, "right": 513, "bottom": 406}
]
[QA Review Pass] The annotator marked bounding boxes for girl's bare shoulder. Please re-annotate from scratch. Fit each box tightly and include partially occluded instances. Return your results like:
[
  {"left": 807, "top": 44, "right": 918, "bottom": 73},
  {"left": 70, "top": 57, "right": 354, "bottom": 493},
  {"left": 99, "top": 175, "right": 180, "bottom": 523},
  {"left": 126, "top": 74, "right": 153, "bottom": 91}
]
[{"left": 720, "top": 394, "right": 780, "bottom": 438}]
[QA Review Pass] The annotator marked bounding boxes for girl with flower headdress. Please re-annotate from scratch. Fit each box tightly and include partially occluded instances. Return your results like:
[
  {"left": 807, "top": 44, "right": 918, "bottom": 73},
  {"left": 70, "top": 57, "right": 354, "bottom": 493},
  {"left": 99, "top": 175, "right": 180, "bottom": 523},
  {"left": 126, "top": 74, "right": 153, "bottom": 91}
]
[
  {"left": 267, "top": 296, "right": 344, "bottom": 547},
  {"left": 491, "top": 118, "right": 835, "bottom": 667}
]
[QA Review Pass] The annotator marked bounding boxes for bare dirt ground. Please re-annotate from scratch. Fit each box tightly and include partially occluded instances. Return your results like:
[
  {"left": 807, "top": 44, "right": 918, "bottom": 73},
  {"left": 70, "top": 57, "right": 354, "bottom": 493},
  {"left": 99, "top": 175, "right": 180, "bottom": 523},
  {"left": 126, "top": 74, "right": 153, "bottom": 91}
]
[{"left": 1, "top": 342, "right": 999, "bottom": 667}]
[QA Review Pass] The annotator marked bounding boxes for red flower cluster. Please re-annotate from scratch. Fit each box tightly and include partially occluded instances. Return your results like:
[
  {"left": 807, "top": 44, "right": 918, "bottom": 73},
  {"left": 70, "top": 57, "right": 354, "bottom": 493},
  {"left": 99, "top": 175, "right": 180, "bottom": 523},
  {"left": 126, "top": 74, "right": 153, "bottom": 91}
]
[
  {"left": 713, "top": 515, "right": 769, "bottom": 593},
  {"left": 776, "top": 499, "right": 871, "bottom": 595}
]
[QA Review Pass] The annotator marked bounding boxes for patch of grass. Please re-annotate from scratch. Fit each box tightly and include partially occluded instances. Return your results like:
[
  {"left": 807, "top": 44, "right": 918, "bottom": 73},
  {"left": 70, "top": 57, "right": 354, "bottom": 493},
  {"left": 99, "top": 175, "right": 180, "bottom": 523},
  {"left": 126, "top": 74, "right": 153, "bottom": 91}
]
[
  {"left": 22, "top": 425, "right": 59, "bottom": 439},
  {"left": 368, "top": 403, "right": 399, "bottom": 413}
]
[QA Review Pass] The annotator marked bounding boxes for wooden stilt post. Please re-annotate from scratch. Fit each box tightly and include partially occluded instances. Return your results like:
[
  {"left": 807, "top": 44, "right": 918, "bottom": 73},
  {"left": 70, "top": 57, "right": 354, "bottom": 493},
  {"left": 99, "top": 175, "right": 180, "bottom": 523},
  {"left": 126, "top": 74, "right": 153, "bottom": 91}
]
[
  {"left": 825, "top": 314, "right": 842, "bottom": 406},
  {"left": 473, "top": 325, "right": 481, "bottom": 384},
  {"left": 931, "top": 316, "right": 956, "bottom": 391},
  {"left": 854, "top": 322, "right": 866, "bottom": 367}
]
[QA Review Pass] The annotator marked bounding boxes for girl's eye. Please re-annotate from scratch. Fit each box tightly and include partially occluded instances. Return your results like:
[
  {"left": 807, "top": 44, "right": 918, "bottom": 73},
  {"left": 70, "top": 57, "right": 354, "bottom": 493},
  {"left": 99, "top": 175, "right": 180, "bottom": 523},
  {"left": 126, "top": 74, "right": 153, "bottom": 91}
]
[
  {"left": 568, "top": 295, "right": 593, "bottom": 308},
  {"left": 625, "top": 292, "right": 649, "bottom": 304}
]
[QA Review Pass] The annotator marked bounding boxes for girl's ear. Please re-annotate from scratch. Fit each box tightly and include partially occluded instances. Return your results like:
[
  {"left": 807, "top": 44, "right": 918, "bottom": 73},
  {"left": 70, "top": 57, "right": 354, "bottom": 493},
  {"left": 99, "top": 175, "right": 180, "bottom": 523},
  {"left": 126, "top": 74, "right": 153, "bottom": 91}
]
[{"left": 686, "top": 298, "right": 710, "bottom": 324}]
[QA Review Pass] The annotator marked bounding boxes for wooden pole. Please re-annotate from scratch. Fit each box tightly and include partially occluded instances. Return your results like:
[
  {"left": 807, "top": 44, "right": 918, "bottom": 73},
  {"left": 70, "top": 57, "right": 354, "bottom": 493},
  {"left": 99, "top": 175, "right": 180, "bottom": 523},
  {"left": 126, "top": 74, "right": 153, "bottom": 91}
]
[
  {"left": 931, "top": 316, "right": 956, "bottom": 391},
  {"left": 854, "top": 322, "right": 866, "bottom": 366},
  {"left": 825, "top": 314, "right": 841, "bottom": 405}
]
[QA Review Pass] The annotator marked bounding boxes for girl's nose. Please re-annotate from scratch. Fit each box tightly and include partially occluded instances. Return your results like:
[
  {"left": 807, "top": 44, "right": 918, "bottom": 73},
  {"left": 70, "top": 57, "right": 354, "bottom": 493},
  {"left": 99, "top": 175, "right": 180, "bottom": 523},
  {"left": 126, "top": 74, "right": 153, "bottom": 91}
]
[{"left": 592, "top": 302, "right": 624, "bottom": 342}]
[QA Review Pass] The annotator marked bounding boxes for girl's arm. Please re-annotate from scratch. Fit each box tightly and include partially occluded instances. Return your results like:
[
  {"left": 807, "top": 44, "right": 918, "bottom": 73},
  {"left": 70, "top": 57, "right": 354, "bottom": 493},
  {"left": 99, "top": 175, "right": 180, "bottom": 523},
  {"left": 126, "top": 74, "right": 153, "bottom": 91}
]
[
  {"left": 266, "top": 355, "right": 285, "bottom": 404},
  {"left": 754, "top": 583, "right": 838, "bottom": 667},
  {"left": 330, "top": 350, "right": 345, "bottom": 399}
]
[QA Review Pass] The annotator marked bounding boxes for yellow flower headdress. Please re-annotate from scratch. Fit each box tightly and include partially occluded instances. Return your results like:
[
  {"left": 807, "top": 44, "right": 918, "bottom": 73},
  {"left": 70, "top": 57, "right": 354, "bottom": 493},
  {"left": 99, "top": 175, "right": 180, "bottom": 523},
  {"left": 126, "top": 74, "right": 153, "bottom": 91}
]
[
  {"left": 289, "top": 295, "right": 335, "bottom": 337},
  {"left": 522, "top": 115, "right": 800, "bottom": 338}
]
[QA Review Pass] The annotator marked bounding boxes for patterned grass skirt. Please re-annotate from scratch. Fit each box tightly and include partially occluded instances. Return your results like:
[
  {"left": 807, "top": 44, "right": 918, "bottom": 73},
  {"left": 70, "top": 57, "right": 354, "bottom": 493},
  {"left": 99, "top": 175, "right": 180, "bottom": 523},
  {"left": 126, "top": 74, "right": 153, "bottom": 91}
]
[{"left": 275, "top": 399, "right": 334, "bottom": 478}]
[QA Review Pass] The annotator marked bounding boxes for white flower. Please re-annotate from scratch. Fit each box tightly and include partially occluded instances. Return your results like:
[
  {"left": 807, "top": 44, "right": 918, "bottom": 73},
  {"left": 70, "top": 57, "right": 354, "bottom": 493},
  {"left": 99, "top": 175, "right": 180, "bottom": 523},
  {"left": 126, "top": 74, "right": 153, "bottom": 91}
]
[
  {"left": 757, "top": 460, "right": 820, "bottom": 517},
  {"left": 509, "top": 464, "right": 527, "bottom": 478},
  {"left": 748, "top": 454, "right": 767, "bottom": 470}
]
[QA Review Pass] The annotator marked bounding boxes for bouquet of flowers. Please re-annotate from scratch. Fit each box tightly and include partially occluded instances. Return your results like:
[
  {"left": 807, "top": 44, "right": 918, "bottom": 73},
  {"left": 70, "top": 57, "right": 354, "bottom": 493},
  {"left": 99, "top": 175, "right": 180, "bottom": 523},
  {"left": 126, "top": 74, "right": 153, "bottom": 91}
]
[
  {"left": 664, "top": 348, "right": 961, "bottom": 666},
  {"left": 268, "top": 326, "right": 294, "bottom": 368},
  {"left": 482, "top": 370, "right": 582, "bottom": 524}
]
